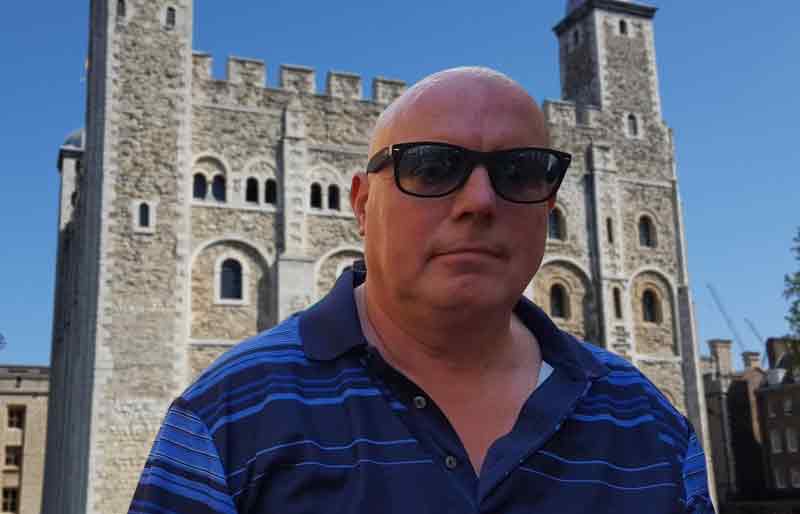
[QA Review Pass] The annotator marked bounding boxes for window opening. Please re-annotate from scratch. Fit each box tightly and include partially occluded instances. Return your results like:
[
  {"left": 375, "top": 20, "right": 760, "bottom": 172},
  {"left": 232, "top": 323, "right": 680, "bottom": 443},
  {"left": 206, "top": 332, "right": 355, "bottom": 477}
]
[
  {"left": 245, "top": 178, "right": 259, "bottom": 203},
  {"left": 550, "top": 285, "right": 569, "bottom": 319},
  {"left": 7, "top": 407, "right": 24, "bottom": 429},
  {"left": 613, "top": 288, "right": 623, "bottom": 319},
  {"left": 627, "top": 113, "right": 639, "bottom": 137},
  {"left": 619, "top": 19, "right": 628, "bottom": 35},
  {"left": 642, "top": 290, "right": 660, "bottom": 323},
  {"left": 328, "top": 185, "right": 340, "bottom": 210},
  {"left": 117, "top": 0, "right": 126, "bottom": 19},
  {"left": 193, "top": 174, "right": 207, "bottom": 199},
  {"left": 310, "top": 183, "right": 322, "bottom": 209},
  {"left": 548, "top": 209, "right": 565, "bottom": 240},
  {"left": 165, "top": 7, "right": 176, "bottom": 29},
  {"left": 639, "top": 216, "right": 655, "bottom": 247},
  {"left": 212, "top": 175, "right": 226, "bottom": 202},
  {"left": 265, "top": 179, "right": 277, "bottom": 205},
  {"left": 2, "top": 488, "right": 18, "bottom": 514},
  {"left": 606, "top": 218, "right": 614, "bottom": 244},
  {"left": 138, "top": 203, "right": 150, "bottom": 228},
  {"left": 221, "top": 259, "right": 243, "bottom": 300}
]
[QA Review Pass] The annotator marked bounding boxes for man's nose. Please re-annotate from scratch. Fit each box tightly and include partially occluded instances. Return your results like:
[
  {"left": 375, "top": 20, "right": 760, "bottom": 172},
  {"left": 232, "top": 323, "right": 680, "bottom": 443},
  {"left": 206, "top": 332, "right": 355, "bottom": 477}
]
[{"left": 450, "top": 165, "right": 497, "bottom": 219}]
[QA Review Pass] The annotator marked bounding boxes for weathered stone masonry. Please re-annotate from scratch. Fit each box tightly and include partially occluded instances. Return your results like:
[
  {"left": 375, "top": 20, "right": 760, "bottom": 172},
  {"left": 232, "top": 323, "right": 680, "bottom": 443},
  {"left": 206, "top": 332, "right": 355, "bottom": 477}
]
[{"left": 45, "top": 1, "right": 711, "bottom": 512}]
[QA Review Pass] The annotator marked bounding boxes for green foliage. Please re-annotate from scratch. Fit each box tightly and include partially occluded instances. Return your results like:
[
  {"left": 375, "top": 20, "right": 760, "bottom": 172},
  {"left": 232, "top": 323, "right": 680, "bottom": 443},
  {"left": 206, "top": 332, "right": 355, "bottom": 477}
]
[{"left": 785, "top": 227, "right": 800, "bottom": 338}]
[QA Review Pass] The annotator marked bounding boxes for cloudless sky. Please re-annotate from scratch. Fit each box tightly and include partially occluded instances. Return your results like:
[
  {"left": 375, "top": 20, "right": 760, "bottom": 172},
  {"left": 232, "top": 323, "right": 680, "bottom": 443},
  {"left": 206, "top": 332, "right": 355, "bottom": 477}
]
[{"left": 0, "top": 1, "right": 798, "bottom": 366}]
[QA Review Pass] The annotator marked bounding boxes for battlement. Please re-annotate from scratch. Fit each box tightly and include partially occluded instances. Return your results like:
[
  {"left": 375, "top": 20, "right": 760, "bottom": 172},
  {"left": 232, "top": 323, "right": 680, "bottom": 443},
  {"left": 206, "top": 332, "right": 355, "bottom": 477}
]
[
  {"left": 543, "top": 99, "right": 600, "bottom": 127},
  {"left": 192, "top": 51, "right": 406, "bottom": 104}
]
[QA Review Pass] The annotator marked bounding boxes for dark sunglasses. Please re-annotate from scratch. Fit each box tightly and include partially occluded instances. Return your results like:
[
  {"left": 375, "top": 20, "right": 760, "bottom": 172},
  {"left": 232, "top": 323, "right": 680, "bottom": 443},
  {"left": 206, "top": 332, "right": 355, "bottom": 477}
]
[{"left": 366, "top": 142, "right": 571, "bottom": 204}]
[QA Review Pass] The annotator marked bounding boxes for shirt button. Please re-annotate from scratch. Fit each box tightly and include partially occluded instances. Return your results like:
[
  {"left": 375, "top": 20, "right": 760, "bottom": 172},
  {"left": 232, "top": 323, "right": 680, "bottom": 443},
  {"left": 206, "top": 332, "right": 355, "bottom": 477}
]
[
  {"left": 445, "top": 455, "right": 458, "bottom": 469},
  {"left": 413, "top": 395, "right": 427, "bottom": 409}
]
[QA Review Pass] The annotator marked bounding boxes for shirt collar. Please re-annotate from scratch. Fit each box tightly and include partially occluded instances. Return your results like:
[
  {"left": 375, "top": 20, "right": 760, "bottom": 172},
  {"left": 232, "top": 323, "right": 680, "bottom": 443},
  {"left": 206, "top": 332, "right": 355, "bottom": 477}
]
[{"left": 299, "top": 262, "right": 609, "bottom": 381}]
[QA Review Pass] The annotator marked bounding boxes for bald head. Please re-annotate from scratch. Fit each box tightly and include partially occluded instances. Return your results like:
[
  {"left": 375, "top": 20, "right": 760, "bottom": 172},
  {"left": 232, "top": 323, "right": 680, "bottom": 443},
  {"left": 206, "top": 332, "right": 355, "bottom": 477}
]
[{"left": 369, "top": 67, "right": 549, "bottom": 156}]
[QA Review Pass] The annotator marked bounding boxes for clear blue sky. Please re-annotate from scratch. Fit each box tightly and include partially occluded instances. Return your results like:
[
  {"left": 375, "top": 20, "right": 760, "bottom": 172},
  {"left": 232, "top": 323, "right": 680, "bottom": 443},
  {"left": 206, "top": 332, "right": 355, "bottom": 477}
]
[{"left": 0, "top": 1, "right": 797, "bottom": 366}]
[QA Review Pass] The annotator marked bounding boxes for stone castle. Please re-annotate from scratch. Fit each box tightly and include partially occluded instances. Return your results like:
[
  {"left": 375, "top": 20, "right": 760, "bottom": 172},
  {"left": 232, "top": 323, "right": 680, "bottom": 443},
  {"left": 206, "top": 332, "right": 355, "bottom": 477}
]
[{"left": 45, "top": 0, "right": 710, "bottom": 512}]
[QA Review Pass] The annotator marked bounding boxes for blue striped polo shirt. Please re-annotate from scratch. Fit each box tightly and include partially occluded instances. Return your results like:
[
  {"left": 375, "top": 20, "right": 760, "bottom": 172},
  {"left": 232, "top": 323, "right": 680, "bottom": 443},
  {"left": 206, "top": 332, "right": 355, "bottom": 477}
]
[{"left": 128, "top": 266, "right": 714, "bottom": 514}]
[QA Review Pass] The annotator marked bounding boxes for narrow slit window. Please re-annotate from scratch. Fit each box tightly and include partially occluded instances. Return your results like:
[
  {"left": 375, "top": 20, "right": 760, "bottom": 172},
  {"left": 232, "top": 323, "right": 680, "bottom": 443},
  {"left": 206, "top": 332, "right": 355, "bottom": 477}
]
[
  {"left": 117, "top": 0, "right": 126, "bottom": 19},
  {"left": 310, "top": 183, "right": 322, "bottom": 209},
  {"left": 138, "top": 203, "right": 150, "bottom": 228},
  {"left": 606, "top": 218, "right": 614, "bottom": 244},
  {"left": 265, "top": 179, "right": 277, "bottom": 205},
  {"left": 212, "top": 175, "right": 226, "bottom": 202},
  {"left": 221, "top": 259, "right": 243, "bottom": 300},
  {"left": 550, "top": 285, "right": 569, "bottom": 319},
  {"left": 193, "top": 174, "right": 207, "bottom": 199},
  {"left": 328, "top": 185, "right": 340, "bottom": 210},
  {"left": 619, "top": 19, "right": 628, "bottom": 35},
  {"left": 613, "top": 288, "right": 623, "bottom": 319},
  {"left": 627, "top": 114, "right": 639, "bottom": 137},
  {"left": 548, "top": 208, "right": 565, "bottom": 240},
  {"left": 245, "top": 178, "right": 259, "bottom": 203},
  {"left": 165, "top": 7, "right": 176, "bottom": 29},
  {"left": 642, "top": 290, "right": 660, "bottom": 323}
]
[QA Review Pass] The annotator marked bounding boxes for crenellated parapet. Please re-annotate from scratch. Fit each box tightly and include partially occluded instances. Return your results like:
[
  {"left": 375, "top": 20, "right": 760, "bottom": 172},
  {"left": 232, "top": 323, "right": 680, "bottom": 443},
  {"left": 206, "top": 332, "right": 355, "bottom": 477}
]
[{"left": 191, "top": 51, "right": 406, "bottom": 104}]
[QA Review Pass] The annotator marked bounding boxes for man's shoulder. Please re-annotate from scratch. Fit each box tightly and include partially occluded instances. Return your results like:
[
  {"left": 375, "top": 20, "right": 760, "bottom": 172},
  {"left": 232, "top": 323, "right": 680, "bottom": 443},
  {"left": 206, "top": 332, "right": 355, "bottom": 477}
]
[
  {"left": 573, "top": 337, "right": 688, "bottom": 429},
  {"left": 177, "top": 315, "right": 308, "bottom": 415}
]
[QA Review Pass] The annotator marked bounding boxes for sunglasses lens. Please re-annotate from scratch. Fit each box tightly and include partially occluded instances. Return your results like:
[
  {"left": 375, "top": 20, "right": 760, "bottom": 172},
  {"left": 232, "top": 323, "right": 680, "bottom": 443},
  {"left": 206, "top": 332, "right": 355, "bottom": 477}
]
[
  {"left": 396, "top": 145, "right": 466, "bottom": 196},
  {"left": 491, "top": 150, "right": 563, "bottom": 202}
]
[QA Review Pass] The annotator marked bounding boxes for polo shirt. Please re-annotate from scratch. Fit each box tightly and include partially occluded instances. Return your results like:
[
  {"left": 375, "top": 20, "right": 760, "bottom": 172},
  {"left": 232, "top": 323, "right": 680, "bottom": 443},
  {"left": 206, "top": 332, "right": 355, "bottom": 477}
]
[{"left": 128, "top": 265, "right": 714, "bottom": 514}]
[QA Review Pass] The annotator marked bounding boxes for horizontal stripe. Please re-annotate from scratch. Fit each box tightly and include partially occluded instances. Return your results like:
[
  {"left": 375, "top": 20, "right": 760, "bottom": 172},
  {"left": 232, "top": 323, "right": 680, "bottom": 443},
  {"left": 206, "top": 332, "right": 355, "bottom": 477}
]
[
  {"left": 520, "top": 467, "right": 678, "bottom": 492},
  {"left": 576, "top": 402, "right": 651, "bottom": 416},
  {"left": 130, "top": 500, "right": 182, "bottom": 514},
  {"left": 581, "top": 394, "right": 650, "bottom": 407},
  {"left": 202, "top": 376, "right": 374, "bottom": 423},
  {"left": 209, "top": 388, "right": 383, "bottom": 435},
  {"left": 141, "top": 467, "right": 236, "bottom": 514},
  {"left": 228, "top": 437, "right": 420, "bottom": 479},
  {"left": 570, "top": 413, "right": 655, "bottom": 428},
  {"left": 537, "top": 450, "right": 670, "bottom": 472},
  {"left": 148, "top": 451, "right": 228, "bottom": 484},
  {"left": 197, "top": 368, "right": 370, "bottom": 417}
]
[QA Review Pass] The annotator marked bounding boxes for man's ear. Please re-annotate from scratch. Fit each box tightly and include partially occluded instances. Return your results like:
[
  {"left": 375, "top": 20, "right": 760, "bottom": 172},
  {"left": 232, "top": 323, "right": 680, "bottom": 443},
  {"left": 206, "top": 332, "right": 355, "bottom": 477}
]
[{"left": 350, "top": 172, "right": 369, "bottom": 236}]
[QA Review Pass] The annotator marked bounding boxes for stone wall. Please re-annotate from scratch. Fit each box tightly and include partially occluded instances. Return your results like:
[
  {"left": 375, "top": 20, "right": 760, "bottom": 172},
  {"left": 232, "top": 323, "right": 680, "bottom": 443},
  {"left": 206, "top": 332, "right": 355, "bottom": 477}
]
[
  {"left": 532, "top": 261, "right": 597, "bottom": 342},
  {"left": 630, "top": 271, "right": 677, "bottom": 356},
  {"left": 639, "top": 360, "right": 686, "bottom": 414},
  {"left": 315, "top": 248, "right": 364, "bottom": 300},
  {"left": 189, "top": 343, "right": 234, "bottom": 381}
]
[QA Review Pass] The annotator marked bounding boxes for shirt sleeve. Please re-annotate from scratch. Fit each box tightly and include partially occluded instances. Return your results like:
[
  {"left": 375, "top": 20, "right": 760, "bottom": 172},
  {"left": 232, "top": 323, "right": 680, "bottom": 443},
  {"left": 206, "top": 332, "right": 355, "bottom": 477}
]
[
  {"left": 681, "top": 424, "right": 716, "bottom": 514},
  {"left": 127, "top": 402, "right": 238, "bottom": 514}
]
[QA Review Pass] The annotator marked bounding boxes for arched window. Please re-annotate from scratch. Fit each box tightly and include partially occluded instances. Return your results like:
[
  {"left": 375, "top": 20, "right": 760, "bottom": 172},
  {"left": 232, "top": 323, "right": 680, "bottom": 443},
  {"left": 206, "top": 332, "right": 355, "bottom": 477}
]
[
  {"left": 606, "top": 218, "right": 614, "bottom": 244},
  {"left": 627, "top": 114, "right": 639, "bottom": 137},
  {"left": 193, "top": 174, "right": 207, "bottom": 199},
  {"left": 328, "top": 185, "right": 340, "bottom": 210},
  {"left": 310, "top": 183, "right": 322, "bottom": 209},
  {"left": 642, "top": 289, "right": 660, "bottom": 323},
  {"left": 138, "top": 203, "right": 150, "bottom": 228},
  {"left": 548, "top": 208, "right": 565, "bottom": 240},
  {"left": 613, "top": 288, "right": 623, "bottom": 319},
  {"left": 212, "top": 175, "right": 226, "bottom": 202},
  {"left": 573, "top": 29, "right": 580, "bottom": 47},
  {"left": 165, "top": 7, "right": 176, "bottom": 29},
  {"left": 550, "top": 284, "right": 569, "bottom": 319},
  {"left": 639, "top": 216, "right": 656, "bottom": 247},
  {"left": 220, "top": 259, "right": 243, "bottom": 300},
  {"left": 117, "top": 0, "right": 126, "bottom": 19},
  {"left": 245, "top": 178, "right": 259, "bottom": 203},
  {"left": 619, "top": 19, "right": 628, "bottom": 35},
  {"left": 265, "top": 179, "right": 277, "bottom": 205}
]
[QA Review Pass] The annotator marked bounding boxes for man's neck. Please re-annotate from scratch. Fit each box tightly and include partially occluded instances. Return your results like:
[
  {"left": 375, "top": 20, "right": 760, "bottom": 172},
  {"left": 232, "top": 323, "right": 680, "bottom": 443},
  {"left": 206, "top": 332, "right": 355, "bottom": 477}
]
[{"left": 354, "top": 282, "right": 537, "bottom": 385}]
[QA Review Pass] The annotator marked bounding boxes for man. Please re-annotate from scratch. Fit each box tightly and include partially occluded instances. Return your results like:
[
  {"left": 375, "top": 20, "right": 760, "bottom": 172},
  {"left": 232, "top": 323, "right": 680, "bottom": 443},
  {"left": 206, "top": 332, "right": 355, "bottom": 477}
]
[{"left": 128, "top": 67, "right": 714, "bottom": 513}]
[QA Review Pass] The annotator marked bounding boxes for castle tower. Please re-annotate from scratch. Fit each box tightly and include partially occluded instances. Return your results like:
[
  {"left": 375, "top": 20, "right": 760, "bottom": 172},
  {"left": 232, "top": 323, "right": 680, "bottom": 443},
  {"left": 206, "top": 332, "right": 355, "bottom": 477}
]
[
  {"left": 43, "top": 1, "right": 195, "bottom": 512},
  {"left": 539, "top": 0, "right": 714, "bottom": 501}
]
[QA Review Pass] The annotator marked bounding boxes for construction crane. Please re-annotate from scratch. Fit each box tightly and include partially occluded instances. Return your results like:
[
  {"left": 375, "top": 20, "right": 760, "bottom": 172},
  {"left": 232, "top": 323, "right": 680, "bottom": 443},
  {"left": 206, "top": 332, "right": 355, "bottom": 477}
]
[
  {"left": 744, "top": 317, "right": 769, "bottom": 367},
  {"left": 706, "top": 283, "right": 748, "bottom": 357}
]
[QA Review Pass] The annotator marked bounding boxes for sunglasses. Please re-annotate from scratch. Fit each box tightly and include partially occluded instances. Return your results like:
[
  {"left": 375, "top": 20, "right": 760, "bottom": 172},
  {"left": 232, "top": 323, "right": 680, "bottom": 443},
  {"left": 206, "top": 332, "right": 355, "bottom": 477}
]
[{"left": 366, "top": 142, "right": 571, "bottom": 204}]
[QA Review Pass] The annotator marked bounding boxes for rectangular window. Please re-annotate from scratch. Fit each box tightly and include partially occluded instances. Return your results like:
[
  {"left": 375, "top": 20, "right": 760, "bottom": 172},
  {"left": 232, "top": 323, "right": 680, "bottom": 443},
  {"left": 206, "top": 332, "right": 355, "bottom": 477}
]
[
  {"left": 6, "top": 407, "right": 24, "bottom": 430},
  {"left": 788, "top": 427, "right": 799, "bottom": 453},
  {"left": 1, "top": 488, "right": 18, "bottom": 513},
  {"left": 792, "top": 467, "right": 800, "bottom": 489},
  {"left": 4, "top": 446, "right": 21, "bottom": 467},
  {"left": 771, "top": 429, "right": 784, "bottom": 454},
  {"left": 785, "top": 397, "right": 793, "bottom": 415},
  {"left": 775, "top": 467, "right": 787, "bottom": 489}
]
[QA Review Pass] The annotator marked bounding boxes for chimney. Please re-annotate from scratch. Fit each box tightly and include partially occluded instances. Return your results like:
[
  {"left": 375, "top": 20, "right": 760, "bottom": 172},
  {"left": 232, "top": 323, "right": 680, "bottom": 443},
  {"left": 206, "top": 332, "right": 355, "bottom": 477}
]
[
  {"left": 709, "top": 339, "right": 733, "bottom": 376},
  {"left": 742, "top": 351, "right": 761, "bottom": 370}
]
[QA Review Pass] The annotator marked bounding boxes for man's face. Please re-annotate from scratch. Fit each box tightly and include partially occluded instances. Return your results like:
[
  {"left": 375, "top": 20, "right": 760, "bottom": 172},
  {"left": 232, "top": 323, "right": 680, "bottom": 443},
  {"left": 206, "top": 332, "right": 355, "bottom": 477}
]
[{"left": 353, "top": 76, "right": 554, "bottom": 317}]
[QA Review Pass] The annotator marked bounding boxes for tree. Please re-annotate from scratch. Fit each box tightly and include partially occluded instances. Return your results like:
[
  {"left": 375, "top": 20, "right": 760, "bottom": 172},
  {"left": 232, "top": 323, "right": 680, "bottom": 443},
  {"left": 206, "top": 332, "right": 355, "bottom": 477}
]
[{"left": 785, "top": 227, "right": 800, "bottom": 337}]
